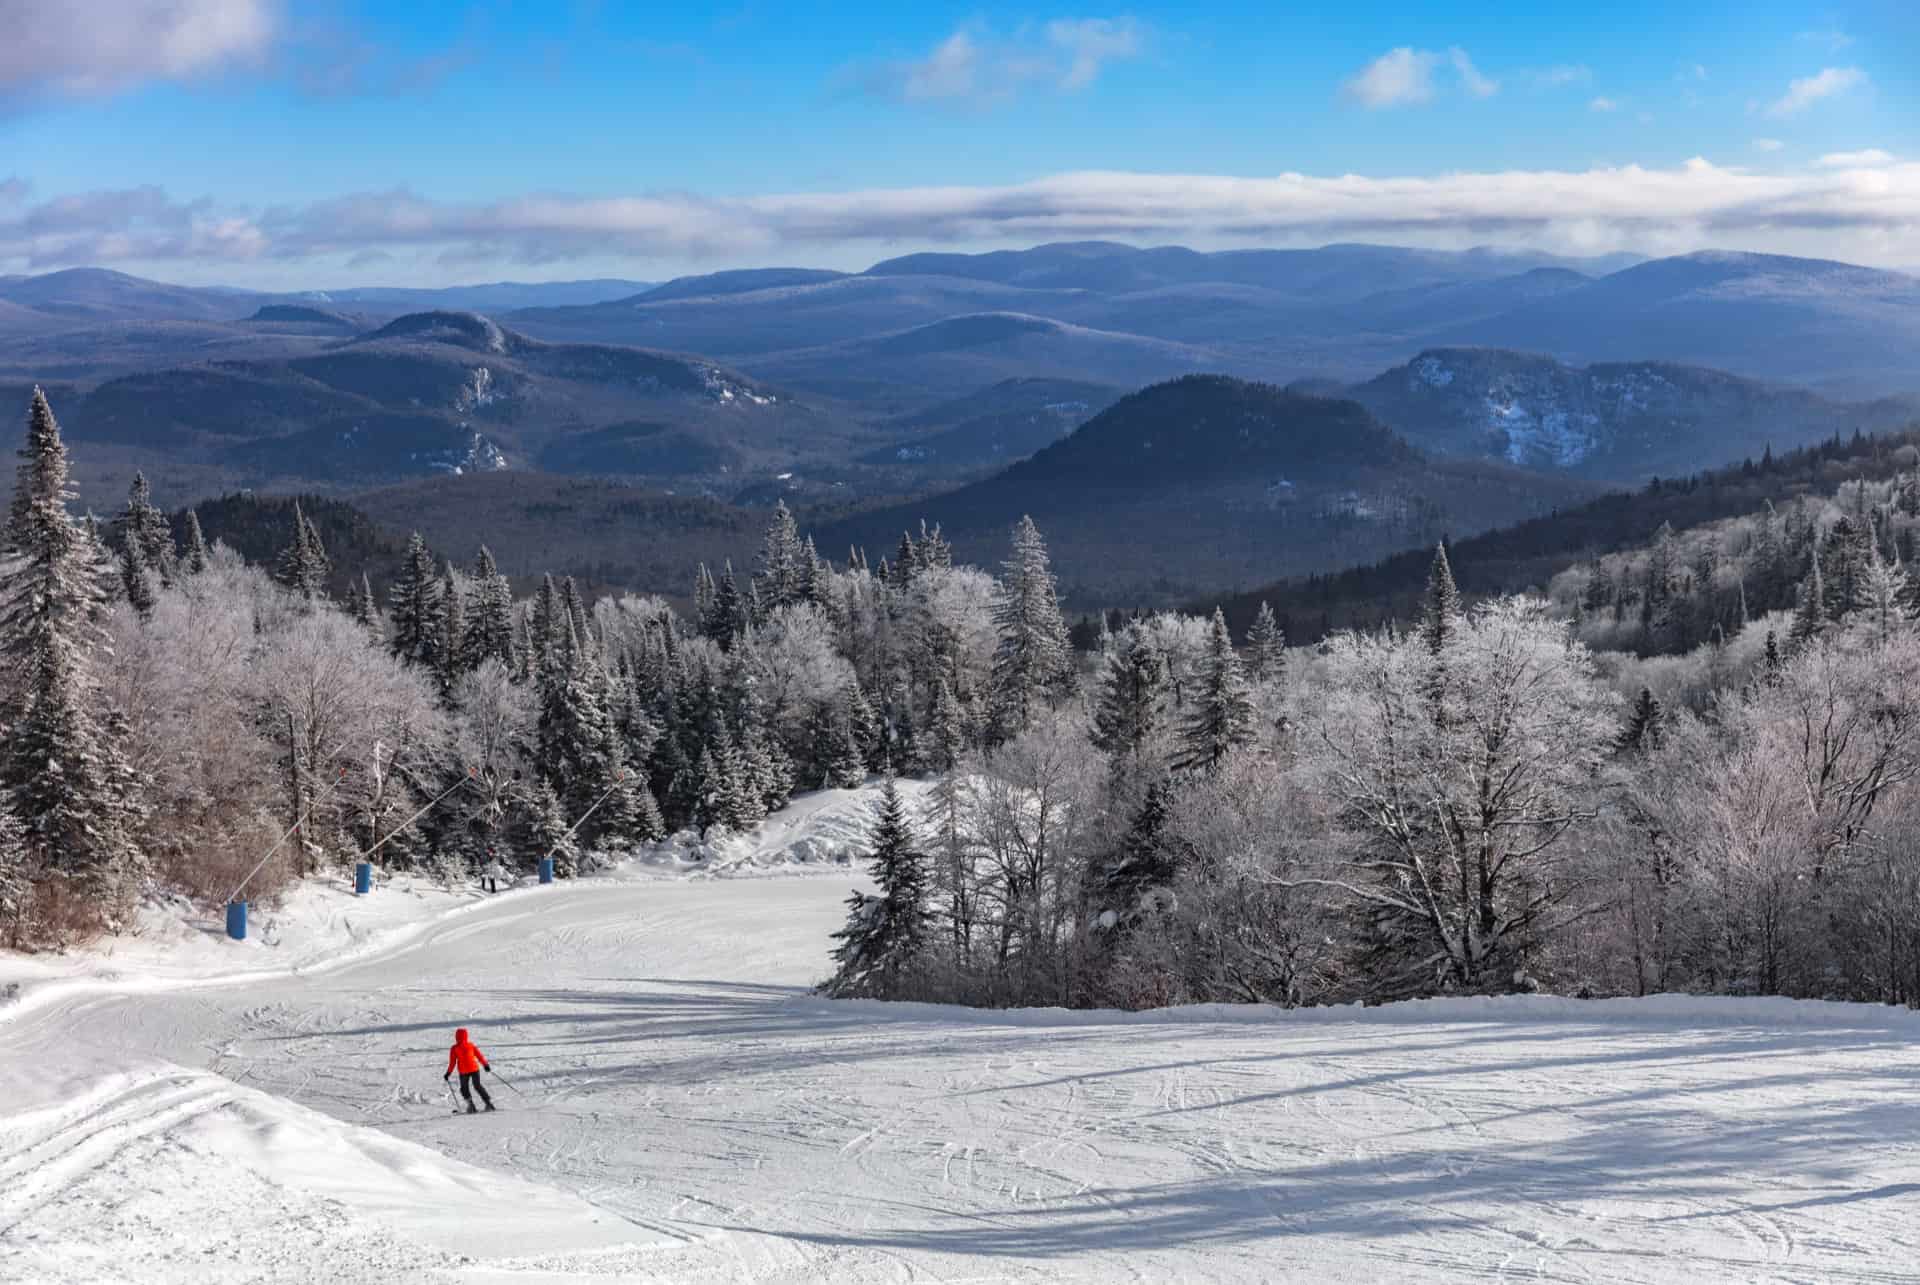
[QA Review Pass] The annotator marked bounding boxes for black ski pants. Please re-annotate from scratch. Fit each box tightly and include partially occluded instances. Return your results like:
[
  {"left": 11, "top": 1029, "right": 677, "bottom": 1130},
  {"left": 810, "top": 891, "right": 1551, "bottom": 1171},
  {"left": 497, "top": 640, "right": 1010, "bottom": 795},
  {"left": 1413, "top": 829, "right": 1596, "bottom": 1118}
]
[{"left": 458, "top": 1070, "right": 492, "bottom": 1108}]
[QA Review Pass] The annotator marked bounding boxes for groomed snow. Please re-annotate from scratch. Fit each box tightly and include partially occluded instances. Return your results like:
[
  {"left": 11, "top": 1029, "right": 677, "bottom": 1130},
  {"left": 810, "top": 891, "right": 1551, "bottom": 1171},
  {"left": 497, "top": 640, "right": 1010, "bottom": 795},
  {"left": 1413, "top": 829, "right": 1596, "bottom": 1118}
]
[{"left": 7, "top": 781, "right": 1920, "bottom": 1282}]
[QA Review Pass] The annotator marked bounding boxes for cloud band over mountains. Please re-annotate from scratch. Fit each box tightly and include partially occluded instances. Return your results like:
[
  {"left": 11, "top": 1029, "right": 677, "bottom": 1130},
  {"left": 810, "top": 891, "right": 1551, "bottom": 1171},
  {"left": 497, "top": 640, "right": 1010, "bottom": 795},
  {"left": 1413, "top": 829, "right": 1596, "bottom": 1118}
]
[{"left": 3, "top": 158, "right": 1917, "bottom": 275}]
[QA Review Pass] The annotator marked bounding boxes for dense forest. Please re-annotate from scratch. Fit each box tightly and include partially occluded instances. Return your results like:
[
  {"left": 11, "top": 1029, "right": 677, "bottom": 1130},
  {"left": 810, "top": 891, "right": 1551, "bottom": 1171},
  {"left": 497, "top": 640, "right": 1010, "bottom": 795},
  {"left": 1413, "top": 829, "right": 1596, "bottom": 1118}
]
[{"left": 9, "top": 384, "right": 1920, "bottom": 1018}]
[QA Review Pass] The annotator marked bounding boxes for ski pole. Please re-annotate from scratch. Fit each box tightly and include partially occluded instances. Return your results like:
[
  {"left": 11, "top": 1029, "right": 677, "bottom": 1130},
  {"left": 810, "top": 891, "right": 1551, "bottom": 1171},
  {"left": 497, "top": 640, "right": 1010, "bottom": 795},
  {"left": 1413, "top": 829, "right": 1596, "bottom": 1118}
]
[{"left": 486, "top": 1066, "right": 528, "bottom": 1097}]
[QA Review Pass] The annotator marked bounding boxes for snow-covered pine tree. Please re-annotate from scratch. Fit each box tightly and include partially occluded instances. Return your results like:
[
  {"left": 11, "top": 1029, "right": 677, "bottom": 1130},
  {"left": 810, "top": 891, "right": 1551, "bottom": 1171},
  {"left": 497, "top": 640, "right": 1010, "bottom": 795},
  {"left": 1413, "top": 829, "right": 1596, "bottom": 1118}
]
[
  {"left": 462, "top": 546, "right": 515, "bottom": 670},
  {"left": 348, "top": 572, "right": 381, "bottom": 634},
  {"left": 119, "top": 531, "right": 156, "bottom": 620},
  {"left": 560, "top": 576, "right": 592, "bottom": 650},
  {"left": 0, "top": 800, "right": 30, "bottom": 947},
  {"left": 691, "top": 744, "right": 732, "bottom": 837},
  {"left": 180, "top": 507, "right": 210, "bottom": 576},
  {"left": 757, "top": 500, "right": 807, "bottom": 611},
  {"left": 1420, "top": 542, "right": 1460, "bottom": 656},
  {"left": 1788, "top": 563, "right": 1825, "bottom": 651},
  {"left": 990, "top": 515, "right": 1072, "bottom": 736},
  {"left": 118, "top": 472, "right": 176, "bottom": 586},
  {"left": 525, "top": 779, "right": 579, "bottom": 878},
  {"left": 0, "top": 389, "right": 144, "bottom": 922},
  {"left": 1091, "top": 629, "right": 1167, "bottom": 758},
  {"left": 1172, "top": 609, "right": 1254, "bottom": 773},
  {"left": 924, "top": 676, "right": 966, "bottom": 773},
  {"left": 433, "top": 562, "right": 466, "bottom": 700},
  {"left": 710, "top": 562, "right": 745, "bottom": 649},
  {"left": 275, "top": 501, "right": 331, "bottom": 602},
  {"left": 1619, "top": 687, "right": 1664, "bottom": 753},
  {"left": 530, "top": 574, "right": 561, "bottom": 682},
  {"left": 388, "top": 531, "right": 441, "bottom": 664},
  {"left": 823, "top": 778, "right": 932, "bottom": 998},
  {"left": 1101, "top": 778, "right": 1175, "bottom": 928},
  {"left": 1246, "top": 601, "right": 1286, "bottom": 687},
  {"left": 845, "top": 683, "right": 884, "bottom": 772}
]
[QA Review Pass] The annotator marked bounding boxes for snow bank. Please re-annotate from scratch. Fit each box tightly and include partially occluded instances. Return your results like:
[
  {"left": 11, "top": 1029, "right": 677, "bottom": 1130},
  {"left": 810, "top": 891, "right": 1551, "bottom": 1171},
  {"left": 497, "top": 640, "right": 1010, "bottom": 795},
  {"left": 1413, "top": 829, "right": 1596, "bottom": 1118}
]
[
  {"left": 0, "top": 782, "right": 910, "bottom": 1028},
  {"left": 0, "top": 1064, "right": 669, "bottom": 1284}
]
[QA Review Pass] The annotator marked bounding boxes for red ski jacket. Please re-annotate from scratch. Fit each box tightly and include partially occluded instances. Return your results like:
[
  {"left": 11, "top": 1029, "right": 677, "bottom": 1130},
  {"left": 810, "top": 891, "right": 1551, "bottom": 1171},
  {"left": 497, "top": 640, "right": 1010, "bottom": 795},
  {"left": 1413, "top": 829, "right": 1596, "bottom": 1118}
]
[{"left": 446, "top": 1028, "right": 490, "bottom": 1076}]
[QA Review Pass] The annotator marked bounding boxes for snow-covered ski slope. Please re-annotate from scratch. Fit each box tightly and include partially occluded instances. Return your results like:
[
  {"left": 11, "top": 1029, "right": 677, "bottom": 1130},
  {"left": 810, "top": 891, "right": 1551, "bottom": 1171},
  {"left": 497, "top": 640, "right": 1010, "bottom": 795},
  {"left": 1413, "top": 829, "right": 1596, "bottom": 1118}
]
[{"left": 7, "top": 783, "right": 1920, "bottom": 1283}]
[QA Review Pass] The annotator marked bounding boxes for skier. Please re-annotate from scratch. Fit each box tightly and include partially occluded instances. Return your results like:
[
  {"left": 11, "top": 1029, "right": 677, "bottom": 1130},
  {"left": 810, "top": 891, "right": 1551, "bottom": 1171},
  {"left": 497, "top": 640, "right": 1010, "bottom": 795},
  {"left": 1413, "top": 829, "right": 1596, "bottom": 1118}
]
[
  {"left": 482, "top": 854, "right": 506, "bottom": 894},
  {"left": 443, "top": 1027, "right": 496, "bottom": 1113}
]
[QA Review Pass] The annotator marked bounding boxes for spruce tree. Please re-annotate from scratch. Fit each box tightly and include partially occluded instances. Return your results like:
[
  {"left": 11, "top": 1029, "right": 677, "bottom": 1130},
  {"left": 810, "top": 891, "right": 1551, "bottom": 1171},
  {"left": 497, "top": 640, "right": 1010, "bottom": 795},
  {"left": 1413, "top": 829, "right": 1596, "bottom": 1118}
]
[
  {"left": 1421, "top": 542, "right": 1460, "bottom": 656},
  {"left": 0, "top": 801, "right": 29, "bottom": 947},
  {"left": 756, "top": 500, "right": 807, "bottom": 611},
  {"left": 1620, "top": 688, "right": 1663, "bottom": 754},
  {"left": 1174, "top": 610, "right": 1255, "bottom": 773},
  {"left": 1091, "top": 630, "right": 1167, "bottom": 758},
  {"left": 118, "top": 472, "right": 176, "bottom": 586},
  {"left": 274, "top": 501, "right": 331, "bottom": 603},
  {"left": 1102, "top": 779, "right": 1175, "bottom": 926},
  {"left": 990, "top": 515, "right": 1072, "bottom": 736},
  {"left": 462, "top": 546, "right": 515, "bottom": 670},
  {"left": 526, "top": 779, "right": 579, "bottom": 878},
  {"left": 119, "top": 532, "right": 156, "bottom": 620},
  {"left": 388, "top": 531, "right": 441, "bottom": 664},
  {"left": 925, "top": 677, "right": 966, "bottom": 773},
  {"left": 433, "top": 563, "right": 466, "bottom": 700},
  {"left": 181, "top": 507, "right": 210, "bottom": 575},
  {"left": 1246, "top": 601, "right": 1286, "bottom": 687},
  {"left": 0, "top": 389, "right": 143, "bottom": 917},
  {"left": 1788, "top": 565, "right": 1825, "bottom": 651},
  {"left": 348, "top": 572, "right": 382, "bottom": 633},
  {"left": 845, "top": 684, "right": 884, "bottom": 772},
  {"left": 824, "top": 778, "right": 931, "bottom": 997}
]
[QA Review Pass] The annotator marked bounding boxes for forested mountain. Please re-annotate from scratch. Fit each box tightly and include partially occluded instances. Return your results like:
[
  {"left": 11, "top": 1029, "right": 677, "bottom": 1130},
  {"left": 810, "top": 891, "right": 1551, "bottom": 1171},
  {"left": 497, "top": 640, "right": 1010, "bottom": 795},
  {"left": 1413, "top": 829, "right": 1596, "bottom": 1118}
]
[
  {"left": 823, "top": 375, "right": 1594, "bottom": 605},
  {"left": 1343, "top": 348, "right": 1916, "bottom": 481},
  {"left": 1208, "top": 426, "right": 1920, "bottom": 648}
]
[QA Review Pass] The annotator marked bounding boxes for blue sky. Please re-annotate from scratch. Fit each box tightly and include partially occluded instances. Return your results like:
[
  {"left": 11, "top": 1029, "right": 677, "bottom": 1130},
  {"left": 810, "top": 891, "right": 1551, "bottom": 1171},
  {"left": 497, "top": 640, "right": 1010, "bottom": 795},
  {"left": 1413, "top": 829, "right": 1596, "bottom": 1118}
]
[{"left": 1, "top": 0, "right": 1916, "bottom": 285}]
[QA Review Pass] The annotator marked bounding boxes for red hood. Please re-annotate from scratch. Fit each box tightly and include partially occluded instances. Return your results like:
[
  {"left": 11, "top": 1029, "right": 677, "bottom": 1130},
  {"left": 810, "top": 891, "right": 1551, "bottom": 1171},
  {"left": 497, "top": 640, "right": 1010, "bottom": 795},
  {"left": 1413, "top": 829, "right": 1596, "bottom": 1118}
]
[{"left": 455, "top": 1028, "right": 469, "bottom": 1043}]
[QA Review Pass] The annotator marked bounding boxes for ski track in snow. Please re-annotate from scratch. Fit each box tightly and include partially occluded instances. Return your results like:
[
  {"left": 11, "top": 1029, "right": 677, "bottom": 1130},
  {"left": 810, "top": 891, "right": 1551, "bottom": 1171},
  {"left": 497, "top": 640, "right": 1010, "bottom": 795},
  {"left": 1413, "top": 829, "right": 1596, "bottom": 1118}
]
[{"left": 6, "top": 781, "right": 1920, "bottom": 1281}]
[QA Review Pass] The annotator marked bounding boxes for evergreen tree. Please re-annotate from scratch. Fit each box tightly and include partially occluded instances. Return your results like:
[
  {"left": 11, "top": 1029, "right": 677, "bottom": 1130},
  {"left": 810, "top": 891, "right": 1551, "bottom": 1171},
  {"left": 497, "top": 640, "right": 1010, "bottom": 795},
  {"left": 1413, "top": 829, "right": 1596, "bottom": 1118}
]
[
  {"left": 1245, "top": 601, "right": 1286, "bottom": 687},
  {"left": 1420, "top": 542, "right": 1460, "bottom": 656},
  {"left": 433, "top": 562, "right": 466, "bottom": 700},
  {"left": 462, "top": 546, "right": 515, "bottom": 670},
  {"left": 180, "top": 507, "right": 210, "bottom": 576},
  {"left": 924, "top": 677, "right": 966, "bottom": 773},
  {"left": 1619, "top": 687, "right": 1664, "bottom": 753},
  {"left": 756, "top": 500, "right": 808, "bottom": 611},
  {"left": 1821, "top": 516, "right": 1875, "bottom": 621},
  {"left": 1860, "top": 546, "right": 1913, "bottom": 639},
  {"left": 824, "top": 778, "right": 931, "bottom": 997},
  {"left": 1763, "top": 629, "right": 1784, "bottom": 685},
  {"left": 0, "top": 801, "right": 29, "bottom": 947},
  {"left": 118, "top": 472, "right": 176, "bottom": 586},
  {"left": 0, "top": 389, "right": 143, "bottom": 917},
  {"left": 845, "top": 684, "right": 884, "bottom": 772},
  {"left": 388, "top": 531, "right": 441, "bottom": 664},
  {"left": 1788, "top": 564, "right": 1825, "bottom": 651},
  {"left": 348, "top": 572, "right": 381, "bottom": 634},
  {"left": 1091, "top": 630, "right": 1167, "bottom": 758},
  {"left": 525, "top": 779, "right": 580, "bottom": 878},
  {"left": 1102, "top": 779, "right": 1175, "bottom": 927},
  {"left": 1173, "top": 609, "right": 1254, "bottom": 772},
  {"left": 990, "top": 516, "right": 1073, "bottom": 736},
  {"left": 275, "top": 501, "right": 331, "bottom": 602},
  {"left": 119, "top": 531, "right": 155, "bottom": 620},
  {"left": 530, "top": 574, "right": 561, "bottom": 682}
]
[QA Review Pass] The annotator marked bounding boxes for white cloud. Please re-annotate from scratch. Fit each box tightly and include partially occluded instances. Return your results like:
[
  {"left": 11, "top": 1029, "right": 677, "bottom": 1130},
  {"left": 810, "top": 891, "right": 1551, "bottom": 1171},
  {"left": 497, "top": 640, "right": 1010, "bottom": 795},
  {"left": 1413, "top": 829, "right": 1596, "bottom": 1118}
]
[
  {"left": 0, "top": 0, "right": 275, "bottom": 96},
  {"left": 11, "top": 157, "right": 1920, "bottom": 273},
  {"left": 1752, "top": 138, "right": 1785, "bottom": 153},
  {"left": 1449, "top": 48, "right": 1499, "bottom": 99},
  {"left": 1766, "top": 66, "right": 1866, "bottom": 117},
  {"left": 1343, "top": 46, "right": 1501, "bottom": 107},
  {"left": 856, "top": 17, "right": 1144, "bottom": 106},
  {"left": 1589, "top": 97, "right": 1619, "bottom": 113},
  {"left": 1818, "top": 148, "right": 1896, "bottom": 168},
  {"left": 1342, "top": 47, "right": 1437, "bottom": 108},
  {"left": 1046, "top": 18, "right": 1143, "bottom": 91}
]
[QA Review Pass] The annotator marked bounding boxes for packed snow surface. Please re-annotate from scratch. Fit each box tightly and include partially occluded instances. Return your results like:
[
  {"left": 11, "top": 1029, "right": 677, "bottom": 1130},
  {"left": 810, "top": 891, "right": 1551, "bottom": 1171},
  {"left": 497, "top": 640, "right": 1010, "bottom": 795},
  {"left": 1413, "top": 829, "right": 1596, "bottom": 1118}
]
[{"left": 7, "top": 782, "right": 1920, "bottom": 1281}]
